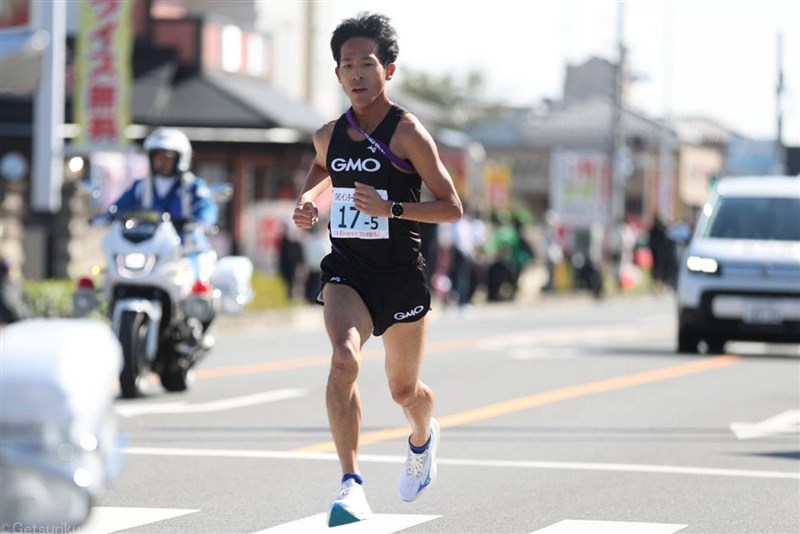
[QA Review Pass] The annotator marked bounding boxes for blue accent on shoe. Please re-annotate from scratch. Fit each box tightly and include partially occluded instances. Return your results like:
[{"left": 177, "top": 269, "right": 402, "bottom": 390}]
[
  {"left": 328, "top": 503, "right": 361, "bottom": 527},
  {"left": 419, "top": 475, "right": 432, "bottom": 491},
  {"left": 341, "top": 473, "right": 364, "bottom": 485},
  {"left": 408, "top": 434, "right": 431, "bottom": 454}
]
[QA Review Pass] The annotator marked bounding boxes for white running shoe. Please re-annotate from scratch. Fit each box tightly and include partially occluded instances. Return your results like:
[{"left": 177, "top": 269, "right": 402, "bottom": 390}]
[
  {"left": 328, "top": 478, "right": 372, "bottom": 527},
  {"left": 398, "top": 417, "right": 440, "bottom": 502}
]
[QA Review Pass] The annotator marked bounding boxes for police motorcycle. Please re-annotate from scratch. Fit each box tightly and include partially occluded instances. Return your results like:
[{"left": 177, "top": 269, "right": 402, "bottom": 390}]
[
  {"left": 75, "top": 204, "right": 254, "bottom": 399},
  {"left": 0, "top": 318, "right": 124, "bottom": 530},
  {"left": 79, "top": 209, "right": 213, "bottom": 398},
  {"left": 74, "top": 129, "right": 253, "bottom": 398}
]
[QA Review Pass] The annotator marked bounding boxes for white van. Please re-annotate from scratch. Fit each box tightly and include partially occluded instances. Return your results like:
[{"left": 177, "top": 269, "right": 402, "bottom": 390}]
[{"left": 676, "top": 176, "right": 800, "bottom": 353}]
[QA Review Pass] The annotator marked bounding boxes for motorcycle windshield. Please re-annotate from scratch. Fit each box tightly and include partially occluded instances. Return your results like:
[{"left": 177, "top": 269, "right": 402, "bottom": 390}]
[{"left": 120, "top": 212, "right": 164, "bottom": 243}]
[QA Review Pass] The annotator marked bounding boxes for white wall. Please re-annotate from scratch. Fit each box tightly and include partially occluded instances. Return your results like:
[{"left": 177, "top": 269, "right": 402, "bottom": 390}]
[{"left": 255, "top": 2, "right": 347, "bottom": 121}]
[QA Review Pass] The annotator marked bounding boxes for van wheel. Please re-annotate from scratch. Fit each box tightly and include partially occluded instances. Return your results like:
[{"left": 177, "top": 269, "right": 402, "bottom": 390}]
[{"left": 677, "top": 325, "right": 699, "bottom": 354}]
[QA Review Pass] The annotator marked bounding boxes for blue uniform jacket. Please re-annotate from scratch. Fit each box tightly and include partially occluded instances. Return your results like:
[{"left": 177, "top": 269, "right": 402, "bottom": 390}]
[{"left": 109, "top": 174, "right": 218, "bottom": 228}]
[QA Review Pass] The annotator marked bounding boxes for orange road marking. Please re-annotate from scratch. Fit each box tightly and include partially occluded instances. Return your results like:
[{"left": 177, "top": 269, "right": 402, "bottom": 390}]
[
  {"left": 293, "top": 354, "right": 740, "bottom": 453},
  {"left": 195, "top": 348, "right": 382, "bottom": 379},
  {"left": 194, "top": 324, "right": 665, "bottom": 380},
  {"left": 194, "top": 331, "right": 563, "bottom": 380},
  {"left": 194, "top": 338, "right": 479, "bottom": 380},
  {"left": 196, "top": 354, "right": 329, "bottom": 379}
]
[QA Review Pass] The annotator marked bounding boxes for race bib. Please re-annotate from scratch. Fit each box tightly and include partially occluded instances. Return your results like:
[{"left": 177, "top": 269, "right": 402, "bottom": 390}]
[{"left": 331, "top": 187, "right": 389, "bottom": 240}]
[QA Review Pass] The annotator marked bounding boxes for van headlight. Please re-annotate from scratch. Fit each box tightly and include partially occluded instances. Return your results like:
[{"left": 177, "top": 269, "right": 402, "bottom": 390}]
[{"left": 686, "top": 255, "right": 720, "bottom": 275}]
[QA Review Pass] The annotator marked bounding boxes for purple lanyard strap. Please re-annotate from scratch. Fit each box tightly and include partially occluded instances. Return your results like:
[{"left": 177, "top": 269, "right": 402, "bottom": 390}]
[{"left": 345, "top": 108, "right": 415, "bottom": 172}]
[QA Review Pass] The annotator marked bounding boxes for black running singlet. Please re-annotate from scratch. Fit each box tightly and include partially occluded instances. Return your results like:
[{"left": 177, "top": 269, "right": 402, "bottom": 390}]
[{"left": 326, "top": 104, "right": 423, "bottom": 269}]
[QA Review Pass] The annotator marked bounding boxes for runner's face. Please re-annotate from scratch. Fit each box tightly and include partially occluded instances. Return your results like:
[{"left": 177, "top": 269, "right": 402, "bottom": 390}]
[{"left": 336, "top": 37, "right": 395, "bottom": 107}]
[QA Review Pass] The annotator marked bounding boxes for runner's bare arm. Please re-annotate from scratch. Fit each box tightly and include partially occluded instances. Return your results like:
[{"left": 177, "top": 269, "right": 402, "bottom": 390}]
[
  {"left": 388, "top": 114, "right": 462, "bottom": 223},
  {"left": 294, "top": 123, "right": 334, "bottom": 229}
]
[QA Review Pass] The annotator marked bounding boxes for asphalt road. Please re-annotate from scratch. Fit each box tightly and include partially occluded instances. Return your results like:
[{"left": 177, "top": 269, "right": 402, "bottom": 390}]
[{"left": 81, "top": 294, "right": 799, "bottom": 534}]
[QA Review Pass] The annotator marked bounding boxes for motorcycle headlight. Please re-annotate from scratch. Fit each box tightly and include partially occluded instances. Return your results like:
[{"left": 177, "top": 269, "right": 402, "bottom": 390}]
[
  {"left": 115, "top": 254, "right": 156, "bottom": 277},
  {"left": 686, "top": 255, "right": 720, "bottom": 275},
  {"left": 123, "top": 253, "right": 147, "bottom": 270}
]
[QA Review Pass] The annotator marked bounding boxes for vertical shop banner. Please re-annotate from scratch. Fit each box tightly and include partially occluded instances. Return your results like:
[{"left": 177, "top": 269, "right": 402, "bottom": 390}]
[
  {"left": 74, "top": 0, "right": 132, "bottom": 149},
  {"left": 549, "top": 149, "right": 610, "bottom": 229},
  {"left": 483, "top": 163, "right": 512, "bottom": 210}
]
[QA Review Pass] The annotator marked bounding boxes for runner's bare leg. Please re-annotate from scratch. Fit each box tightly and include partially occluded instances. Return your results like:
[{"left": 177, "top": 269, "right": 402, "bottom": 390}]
[
  {"left": 383, "top": 317, "right": 434, "bottom": 447},
  {"left": 323, "top": 283, "right": 373, "bottom": 475}
]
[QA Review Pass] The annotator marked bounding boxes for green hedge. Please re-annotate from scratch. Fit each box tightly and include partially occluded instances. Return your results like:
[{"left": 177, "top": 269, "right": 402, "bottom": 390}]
[
  {"left": 22, "top": 279, "right": 75, "bottom": 318},
  {"left": 247, "top": 271, "right": 290, "bottom": 310}
]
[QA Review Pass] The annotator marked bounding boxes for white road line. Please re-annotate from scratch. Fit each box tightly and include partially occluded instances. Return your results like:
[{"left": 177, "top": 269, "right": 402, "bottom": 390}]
[
  {"left": 113, "top": 388, "right": 308, "bottom": 417},
  {"left": 508, "top": 347, "right": 578, "bottom": 360},
  {"left": 476, "top": 324, "right": 667, "bottom": 352},
  {"left": 529, "top": 519, "right": 686, "bottom": 534},
  {"left": 121, "top": 447, "right": 800, "bottom": 480},
  {"left": 75, "top": 507, "right": 198, "bottom": 534},
  {"left": 252, "top": 513, "right": 440, "bottom": 533},
  {"left": 730, "top": 409, "right": 800, "bottom": 440}
]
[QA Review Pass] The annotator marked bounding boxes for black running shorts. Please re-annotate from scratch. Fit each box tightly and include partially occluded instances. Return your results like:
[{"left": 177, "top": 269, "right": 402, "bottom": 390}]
[{"left": 317, "top": 252, "right": 431, "bottom": 336}]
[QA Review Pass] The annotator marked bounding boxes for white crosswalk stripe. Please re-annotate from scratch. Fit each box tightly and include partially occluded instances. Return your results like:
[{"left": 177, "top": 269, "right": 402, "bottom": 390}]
[
  {"left": 74, "top": 508, "right": 693, "bottom": 533},
  {"left": 114, "top": 388, "right": 307, "bottom": 417},
  {"left": 252, "top": 513, "right": 440, "bottom": 533},
  {"left": 528, "top": 520, "right": 687, "bottom": 534},
  {"left": 75, "top": 507, "right": 199, "bottom": 534}
]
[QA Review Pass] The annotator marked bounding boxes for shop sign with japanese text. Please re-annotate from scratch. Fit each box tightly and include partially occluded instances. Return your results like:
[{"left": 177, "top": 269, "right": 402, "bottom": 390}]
[{"left": 74, "top": 0, "right": 133, "bottom": 149}]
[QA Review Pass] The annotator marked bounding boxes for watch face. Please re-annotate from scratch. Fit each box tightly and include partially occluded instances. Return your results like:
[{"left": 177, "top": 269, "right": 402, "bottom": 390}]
[{"left": 391, "top": 202, "right": 403, "bottom": 218}]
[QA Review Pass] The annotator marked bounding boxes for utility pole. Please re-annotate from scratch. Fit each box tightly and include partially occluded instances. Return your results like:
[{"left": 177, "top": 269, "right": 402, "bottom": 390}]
[
  {"left": 658, "top": 0, "right": 675, "bottom": 222},
  {"left": 775, "top": 31, "right": 785, "bottom": 175},
  {"left": 303, "top": 0, "right": 315, "bottom": 105},
  {"left": 27, "top": 0, "right": 66, "bottom": 279},
  {"left": 604, "top": 2, "right": 626, "bottom": 291},
  {"left": 31, "top": 0, "right": 65, "bottom": 213},
  {"left": 609, "top": 2, "right": 626, "bottom": 229}
]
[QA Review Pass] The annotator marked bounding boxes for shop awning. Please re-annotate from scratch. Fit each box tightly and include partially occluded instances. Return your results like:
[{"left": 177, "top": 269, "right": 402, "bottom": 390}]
[
  {"left": 0, "top": 30, "right": 43, "bottom": 95},
  {"left": 136, "top": 69, "right": 325, "bottom": 137}
]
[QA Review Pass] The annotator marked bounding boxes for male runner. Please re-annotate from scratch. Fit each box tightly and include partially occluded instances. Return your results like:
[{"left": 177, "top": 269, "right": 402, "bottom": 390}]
[{"left": 292, "top": 11, "right": 462, "bottom": 527}]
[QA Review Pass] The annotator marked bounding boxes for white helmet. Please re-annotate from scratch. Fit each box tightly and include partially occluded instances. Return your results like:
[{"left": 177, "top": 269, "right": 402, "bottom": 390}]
[{"left": 143, "top": 128, "right": 192, "bottom": 172}]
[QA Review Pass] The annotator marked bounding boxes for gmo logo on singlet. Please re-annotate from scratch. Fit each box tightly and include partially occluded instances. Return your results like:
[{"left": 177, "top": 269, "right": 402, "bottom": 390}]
[
  {"left": 331, "top": 157, "right": 381, "bottom": 173},
  {"left": 394, "top": 305, "right": 425, "bottom": 321}
]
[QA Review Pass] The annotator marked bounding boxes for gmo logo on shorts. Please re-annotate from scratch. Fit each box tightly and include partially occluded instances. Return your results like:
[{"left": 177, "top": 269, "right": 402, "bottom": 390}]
[
  {"left": 331, "top": 157, "right": 381, "bottom": 173},
  {"left": 394, "top": 305, "right": 425, "bottom": 321}
]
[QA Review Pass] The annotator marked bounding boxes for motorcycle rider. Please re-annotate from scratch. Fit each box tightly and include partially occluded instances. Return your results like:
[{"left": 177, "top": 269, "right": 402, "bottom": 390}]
[
  {"left": 103, "top": 127, "right": 218, "bottom": 282},
  {"left": 103, "top": 128, "right": 219, "bottom": 353}
]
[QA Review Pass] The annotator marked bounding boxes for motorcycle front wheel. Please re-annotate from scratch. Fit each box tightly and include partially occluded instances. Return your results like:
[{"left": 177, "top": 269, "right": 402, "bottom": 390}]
[
  {"left": 119, "top": 311, "right": 149, "bottom": 398},
  {"left": 159, "top": 362, "right": 190, "bottom": 392}
]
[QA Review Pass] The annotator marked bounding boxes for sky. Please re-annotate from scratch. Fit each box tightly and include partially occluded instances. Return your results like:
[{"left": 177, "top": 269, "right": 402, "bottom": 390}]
[{"left": 327, "top": 0, "right": 800, "bottom": 145}]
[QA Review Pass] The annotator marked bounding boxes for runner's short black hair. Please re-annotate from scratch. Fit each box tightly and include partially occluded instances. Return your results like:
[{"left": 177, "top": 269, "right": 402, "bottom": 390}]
[{"left": 330, "top": 12, "right": 399, "bottom": 67}]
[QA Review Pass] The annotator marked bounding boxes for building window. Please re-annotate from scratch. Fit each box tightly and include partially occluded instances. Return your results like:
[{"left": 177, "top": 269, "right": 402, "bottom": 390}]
[
  {"left": 247, "top": 34, "right": 264, "bottom": 77},
  {"left": 221, "top": 25, "right": 242, "bottom": 73}
]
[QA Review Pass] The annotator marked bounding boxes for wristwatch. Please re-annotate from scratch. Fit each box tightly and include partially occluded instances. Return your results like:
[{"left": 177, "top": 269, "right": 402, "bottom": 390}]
[{"left": 390, "top": 201, "right": 404, "bottom": 219}]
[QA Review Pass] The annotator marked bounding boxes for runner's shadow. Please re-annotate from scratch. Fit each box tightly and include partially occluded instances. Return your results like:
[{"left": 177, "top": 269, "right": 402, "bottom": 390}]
[{"left": 737, "top": 450, "right": 800, "bottom": 461}]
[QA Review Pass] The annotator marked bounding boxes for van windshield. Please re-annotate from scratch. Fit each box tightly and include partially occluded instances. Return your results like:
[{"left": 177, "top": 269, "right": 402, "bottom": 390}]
[{"left": 705, "top": 197, "right": 800, "bottom": 241}]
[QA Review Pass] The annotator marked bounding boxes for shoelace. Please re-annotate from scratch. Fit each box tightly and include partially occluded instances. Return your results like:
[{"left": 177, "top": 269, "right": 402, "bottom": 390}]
[
  {"left": 337, "top": 480, "right": 358, "bottom": 499},
  {"left": 405, "top": 450, "right": 427, "bottom": 477}
]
